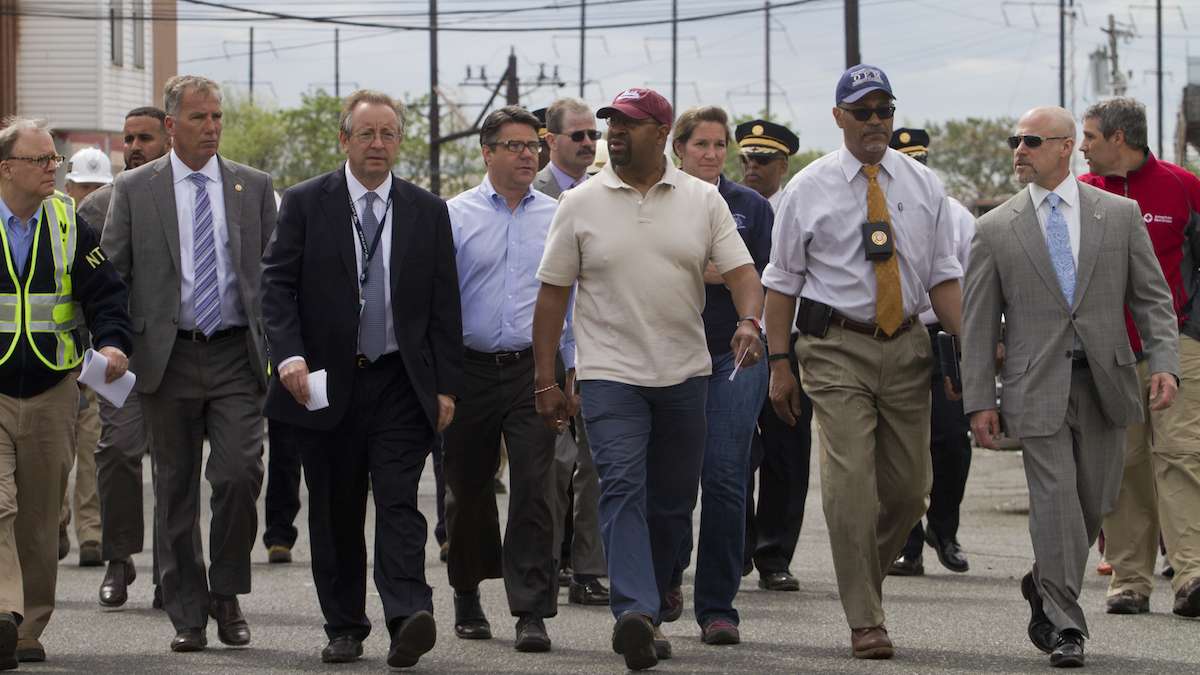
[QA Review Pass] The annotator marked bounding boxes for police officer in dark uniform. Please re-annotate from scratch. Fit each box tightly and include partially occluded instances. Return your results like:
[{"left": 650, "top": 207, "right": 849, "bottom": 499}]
[
  {"left": 532, "top": 107, "right": 551, "bottom": 172},
  {"left": 886, "top": 128, "right": 974, "bottom": 577},
  {"left": 735, "top": 119, "right": 813, "bottom": 592}
]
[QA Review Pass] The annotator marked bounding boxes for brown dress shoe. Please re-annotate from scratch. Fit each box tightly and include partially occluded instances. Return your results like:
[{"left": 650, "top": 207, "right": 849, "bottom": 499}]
[
  {"left": 1105, "top": 589, "right": 1149, "bottom": 614},
  {"left": 14, "top": 638, "right": 44, "bottom": 662},
  {"left": 209, "top": 595, "right": 251, "bottom": 646},
  {"left": 851, "top": 626, "right": 894, "bottom": 659},
  {"left": 1174, "top": 577, "right": 1200, "bottom": 617}
]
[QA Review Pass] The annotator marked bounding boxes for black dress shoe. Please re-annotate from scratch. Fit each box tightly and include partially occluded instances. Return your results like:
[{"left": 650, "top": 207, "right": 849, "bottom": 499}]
[
  {"left": 661, "top": 585, "right": 683, "bottom": 623},
  {"left": 1021, "top": 572, "right": 1059, "bottom": 654},
  {"left": 0, "top": 613, "right": 15, "bottom": 671},
  {"left": 99, "top": 558, "right": 136, "bottom": 608},
  {"left": 209, "top": 595, "right": 251, "bottom": 646},
  {"left": 321, "top": 635, "right": 363, "bottom": 663},
  {"left": 925, "top": 528, "right": 969, "bottom": 573},
  {"left": 453, "top": 589, "right": 492, "bottom": 639},
  {"left": 888, "top": 553, "right": 924, "bottom": 577},
  {"left": 15, "top": 639, "right": 44, "bottom": 662},
  {"left": 568, "top": 578, "right": 610, "bottom": 605},
  {"left": 1049, "top": 629, "right": 1085, "bottom": 668},
  {"left": 514, "top": 615, "right": 551, "bottom": 652},
  {"left": 388, "top": 611, "right": 437, "bottom": 668},
  {"left": 758, "top": 571, "right": 801, "bottom": 591},
  {"left": 170, "top": 629, "right": 207, "bottom": 653}
]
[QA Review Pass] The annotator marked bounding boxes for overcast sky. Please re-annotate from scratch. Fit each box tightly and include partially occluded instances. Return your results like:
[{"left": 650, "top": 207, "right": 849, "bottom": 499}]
[{"left": 174, "top": 0, "right": 1199, "bottom": 160}]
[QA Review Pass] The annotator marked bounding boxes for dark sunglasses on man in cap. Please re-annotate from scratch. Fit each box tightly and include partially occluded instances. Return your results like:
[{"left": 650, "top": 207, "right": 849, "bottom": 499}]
[
  {"left": 1006, "top": 134, "right": 1071, "bottom": 150},
  {"left": 558, "top": 129, "right": 603, "bottom": 143},
  {"left": 837, "top": 105, "right": 896, "bottom": 122}
]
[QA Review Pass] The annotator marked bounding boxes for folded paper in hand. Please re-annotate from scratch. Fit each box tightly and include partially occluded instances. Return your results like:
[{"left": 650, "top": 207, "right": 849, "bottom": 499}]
[
  {"left": 78, "top": 348, "right": 136, "bottom": 407},
  {"left": 305, "top": 369, "right": 330, "bottom": 411}
]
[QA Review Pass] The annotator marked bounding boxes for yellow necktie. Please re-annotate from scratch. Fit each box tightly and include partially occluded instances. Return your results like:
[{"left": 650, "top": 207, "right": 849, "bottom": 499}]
[{"left": 862, "top": 164, "right": 904, "bottom": 336}]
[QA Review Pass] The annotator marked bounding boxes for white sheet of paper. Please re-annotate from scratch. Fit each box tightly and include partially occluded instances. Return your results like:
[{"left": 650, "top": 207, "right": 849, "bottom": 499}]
[
  {"left": 304, "top": 369, "right": 330, "bottom": 411},
  {"left": 78, "top": 348, "right": 136, "bottom": 407}
]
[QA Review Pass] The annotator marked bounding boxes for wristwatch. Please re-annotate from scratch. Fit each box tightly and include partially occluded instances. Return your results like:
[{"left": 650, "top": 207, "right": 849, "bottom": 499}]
[{"left": 738, "top": 316, "right": 763, "bottom": 333}]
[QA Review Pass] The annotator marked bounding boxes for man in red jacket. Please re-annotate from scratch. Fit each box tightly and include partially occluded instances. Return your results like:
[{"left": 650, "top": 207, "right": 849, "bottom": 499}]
[{"left": 1079, "top": 96, "right": 1200, "bottom": 619}]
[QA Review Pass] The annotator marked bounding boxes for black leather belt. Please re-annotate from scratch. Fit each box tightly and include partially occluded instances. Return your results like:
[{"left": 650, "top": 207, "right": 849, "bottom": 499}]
[
  {"left": 1069, "top": 349, "right": 1089, "bottom": 370},
  {"left": 465, "top": 347, "right": 532, "bottom": 365},
  {"left": 176, "top": 326, "right": 246, "bottom": 343},
  {"left": 356, "top": 352, "right": 402, "bottom": 369},
  {"left": 832, "top": 311, "right": 917, "bottom": 341}
]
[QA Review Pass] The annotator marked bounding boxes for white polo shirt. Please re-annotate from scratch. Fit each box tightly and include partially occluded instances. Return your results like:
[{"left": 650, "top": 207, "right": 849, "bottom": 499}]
[{"left": 537, "top": 160, "right": 753, "bottom": 387}]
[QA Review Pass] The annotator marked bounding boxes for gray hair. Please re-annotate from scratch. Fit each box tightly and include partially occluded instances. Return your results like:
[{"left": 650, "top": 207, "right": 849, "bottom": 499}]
[
  {"left": 339, "top": 89, "right": 406, "bottom": 137},
  {"left": 1084, "top": 97, "right": 1148, "bottom": 151},
  {"left": 479, "top": 105, "right": 541, "bottom": 146},
  {"left": 546, "top": 97, "right": 592, "bottom": 134},
  {"left": 163, "top": 75, "right": 222, "bottom": 117},
  {"left": 0, "top": 116, "right": 51, "bottom": 160}
]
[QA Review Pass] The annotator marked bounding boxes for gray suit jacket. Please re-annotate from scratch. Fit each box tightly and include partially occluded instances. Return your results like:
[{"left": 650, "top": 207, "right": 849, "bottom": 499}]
[
  {"left": 962, "top": 180, "right": 1179, "bottom": 438},
  {"left": 101, "top": 153, "right": 277, "bottom": 394},
  {"left": 532, "top": 165, "right": 565, "bottom": 200},
  {"left": 77, "top": 182, "right": 113, "bottom": 237}
]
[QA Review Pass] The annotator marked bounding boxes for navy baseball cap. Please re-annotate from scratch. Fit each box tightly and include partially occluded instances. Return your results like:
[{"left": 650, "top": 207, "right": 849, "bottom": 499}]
[{"left": 835, "top": 64, "right": 894, "bottom": 104}]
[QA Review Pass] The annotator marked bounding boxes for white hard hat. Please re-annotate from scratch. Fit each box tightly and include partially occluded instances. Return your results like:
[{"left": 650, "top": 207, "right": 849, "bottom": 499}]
[{"left": 65, "top": 147, "right": 114, "bottom": 185}]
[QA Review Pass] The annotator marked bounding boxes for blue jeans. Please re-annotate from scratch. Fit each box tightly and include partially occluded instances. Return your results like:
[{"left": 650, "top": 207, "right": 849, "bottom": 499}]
[
  {"left": 580, "top": 377, "right": 708, "bottom": 622},
  {"left": 677, "top": 352, "right": 768, "bottom": 626}
]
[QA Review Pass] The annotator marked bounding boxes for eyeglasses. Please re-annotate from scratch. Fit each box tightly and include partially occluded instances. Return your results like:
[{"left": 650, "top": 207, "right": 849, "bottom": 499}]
[
  {"left": 3, "top": 153, "right": 66, "bottom": 168},
  {"left": 560, "top": 129, "right": 602, "bottom": 143},
  {"left": 488, "top": 140, "right": 542, "bottom": 155},
  {"left": 1007, "top": 134, "right": 1071, "bottom": 150},
  {"left": 740, "top": 154, "right": 780, "bottom": 167},
  {"left": 837, "top": 105, "right": 896, "bottom": 122},
  {"left": 352, "top": 129, "right": 400, "bottom": 145}
]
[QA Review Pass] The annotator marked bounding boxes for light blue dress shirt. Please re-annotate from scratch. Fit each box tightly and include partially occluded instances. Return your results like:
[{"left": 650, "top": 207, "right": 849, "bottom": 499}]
[
  {"left": 447, "top": 175, "right": 574, "bottom": 367},
  {"left": 0, "top": 196, "right": 40, "bottom": 277}
]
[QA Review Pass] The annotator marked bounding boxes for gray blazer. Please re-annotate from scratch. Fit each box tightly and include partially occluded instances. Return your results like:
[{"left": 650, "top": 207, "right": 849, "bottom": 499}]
[
  {"left": 962, "top": 180, "right": 1179, "bottom": 438},
  {"left": 532, "top": 165, "right": 565, "bottom": 200},
  {"left": 101, "top": 153, "right": 277, "bottom": 394},
  {"left": 77, "top": 182, "right": 113, "bottom": 237}
]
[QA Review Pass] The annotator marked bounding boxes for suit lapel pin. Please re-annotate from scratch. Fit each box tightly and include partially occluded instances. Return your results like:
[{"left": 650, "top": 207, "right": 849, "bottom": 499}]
[{"left": 235, "top": 183, "right": 243, "bottom": 192}]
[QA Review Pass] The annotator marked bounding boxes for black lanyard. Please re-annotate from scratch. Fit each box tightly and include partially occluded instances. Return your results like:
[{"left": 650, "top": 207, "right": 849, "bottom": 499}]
[{"left": 348, "top": 192, "right": 392, "bottom": 286}]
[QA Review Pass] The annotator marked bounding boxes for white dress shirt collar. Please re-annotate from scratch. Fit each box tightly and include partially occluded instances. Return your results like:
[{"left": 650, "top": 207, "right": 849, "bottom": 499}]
[
  {"left": 1028, "top": 172, "right": 1078, "bottom": 210},
  {"left": 837, "top": 145, "right": 903, "bottom": 183},
  {"left": 345, "top": 163, "right": 392, "bottom": 205},
  {"left": 170, "top": 150, "right": 221, "bottom": 185}
]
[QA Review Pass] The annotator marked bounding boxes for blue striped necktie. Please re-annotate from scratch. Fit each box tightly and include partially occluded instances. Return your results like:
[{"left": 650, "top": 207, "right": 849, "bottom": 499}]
[
  {"left": 189, "top": 172, "right": 221, "bottom": 336},
  {"left": 1043, "top": 192, "right": 1076, "bottom": 305}
]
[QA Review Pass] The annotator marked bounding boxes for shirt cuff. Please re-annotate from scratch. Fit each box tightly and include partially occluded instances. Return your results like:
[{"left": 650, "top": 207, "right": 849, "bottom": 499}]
[
  {"left": 927, "top": 255, "right": 963, "bottom": 289},
  {"left": 536, "top": 270, "right": 576, "bottom": 287},
  {"left": 277, "top": 355, "right": 306, "bottom": 371},
  {"left": 762, "top": 263, "right": 805, "bottom": 297}
]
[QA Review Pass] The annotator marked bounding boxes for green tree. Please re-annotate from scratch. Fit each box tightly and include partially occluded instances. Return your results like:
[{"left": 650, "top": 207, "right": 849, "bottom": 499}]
[
  {"left": 925, "top": 117, "right": 1020, "bottom": 206},
  {"left": 217, "top": 94, "right": 287, "bottom": 175},
  {"left": 277, "top": 90, "right": 344, "bottom": 189}
]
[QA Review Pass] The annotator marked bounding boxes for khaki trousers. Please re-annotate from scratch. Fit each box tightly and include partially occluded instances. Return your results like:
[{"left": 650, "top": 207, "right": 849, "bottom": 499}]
[
  {"left": 1104, "top": 335, "right": 1200, "bottom": 596},
  {"left": 0, "top": 374, "right": 80, "bottom": 639},
  {"left": 795, "top": 323, "right": 932, "bottom": 629},
  {"left": 60, "top": 387, "right": 101, "bottom": 545}
]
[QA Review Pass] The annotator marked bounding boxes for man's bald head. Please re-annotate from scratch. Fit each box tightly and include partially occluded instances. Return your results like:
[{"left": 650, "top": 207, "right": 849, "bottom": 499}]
[{"left": 1012, "top": 106, "right": 1076, "bottom": 189}]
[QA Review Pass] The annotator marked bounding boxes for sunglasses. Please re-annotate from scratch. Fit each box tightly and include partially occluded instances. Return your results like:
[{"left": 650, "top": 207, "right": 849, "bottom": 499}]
[
  {"left": 560, "top": 129, "right": 602, "bottom": 142},
  {"left": 837, "top": 105, "right": 895, "bottom": 122},
  {"left": 1007, "top": 135, "right": 1070, "bottom": 150}
]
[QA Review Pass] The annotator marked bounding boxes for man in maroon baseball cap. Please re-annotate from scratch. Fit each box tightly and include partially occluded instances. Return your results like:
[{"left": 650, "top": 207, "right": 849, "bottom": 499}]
[{"left": 596, "top": 88, "right": 674, "bottom": 127}]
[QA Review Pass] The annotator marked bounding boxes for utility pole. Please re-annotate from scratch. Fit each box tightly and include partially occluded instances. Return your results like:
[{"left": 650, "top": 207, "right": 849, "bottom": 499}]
[
  {"left": 1156, "top": 0, "right": 1163, "bottom": 156},
  {"left": 334, "top": 28, "right": 340, "bottom": 97},
  {"left": 1101, "top": 14, "right": 1135, "bottom": 96},
  {"left": 765, "top": 1, "right": 771, "bottom": 117},
  {"left": 671, "top": 0, "right": 678, "bottom": 112},
  {"left": 505, "top": 49, "right": 520, "bottom": 106},
  {"left": 1058, "top": 0, "right": 1065, "bottom": 107},
  {"left": 844, "top": 0, "right": 860, "bottom": 68},
  {"left": 248, "top": 26, "right": 255, "bottom": 105},
  {"left": 430, "top": 0, "right": 441, "bottom": 195},
  {"left": 579, "top": 0, "right": 586, "bottom": 98}
]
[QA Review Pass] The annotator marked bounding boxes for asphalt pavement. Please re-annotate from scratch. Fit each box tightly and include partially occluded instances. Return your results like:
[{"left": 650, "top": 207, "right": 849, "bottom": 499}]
[{"left": 37, "top": 439, "right": 1200, "bottom": 674}]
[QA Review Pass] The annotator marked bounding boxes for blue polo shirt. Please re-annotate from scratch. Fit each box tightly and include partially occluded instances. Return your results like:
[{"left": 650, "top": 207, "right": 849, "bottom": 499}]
[
  {"left": 0, "top": 196, "right": 40, "bottom": 277},
  {"left": 703, "top": 175, "right": 774, "bottom": 357}
]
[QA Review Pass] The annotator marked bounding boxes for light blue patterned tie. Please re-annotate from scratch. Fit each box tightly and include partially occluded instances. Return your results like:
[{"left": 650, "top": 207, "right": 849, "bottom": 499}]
[
  {"left": 357, "top": 192, "right": 387, "bottom": 360},
  {"left": 189, "top": 172, "right": 221, "bottom": 336},
  {"left": 1044, "top": 192, "right": 1076, "bottom": 305}
]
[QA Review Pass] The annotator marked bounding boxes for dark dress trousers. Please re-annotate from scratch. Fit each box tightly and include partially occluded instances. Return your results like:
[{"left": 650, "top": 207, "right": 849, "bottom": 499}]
[{"left": 261, "top": 166, "right": 463, "bottom": 640}]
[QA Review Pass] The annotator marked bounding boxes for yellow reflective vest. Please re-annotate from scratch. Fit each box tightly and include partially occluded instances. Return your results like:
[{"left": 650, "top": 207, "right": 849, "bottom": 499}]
[{"left": 0, "top": 190, "right": 85, "bottom": 370}]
